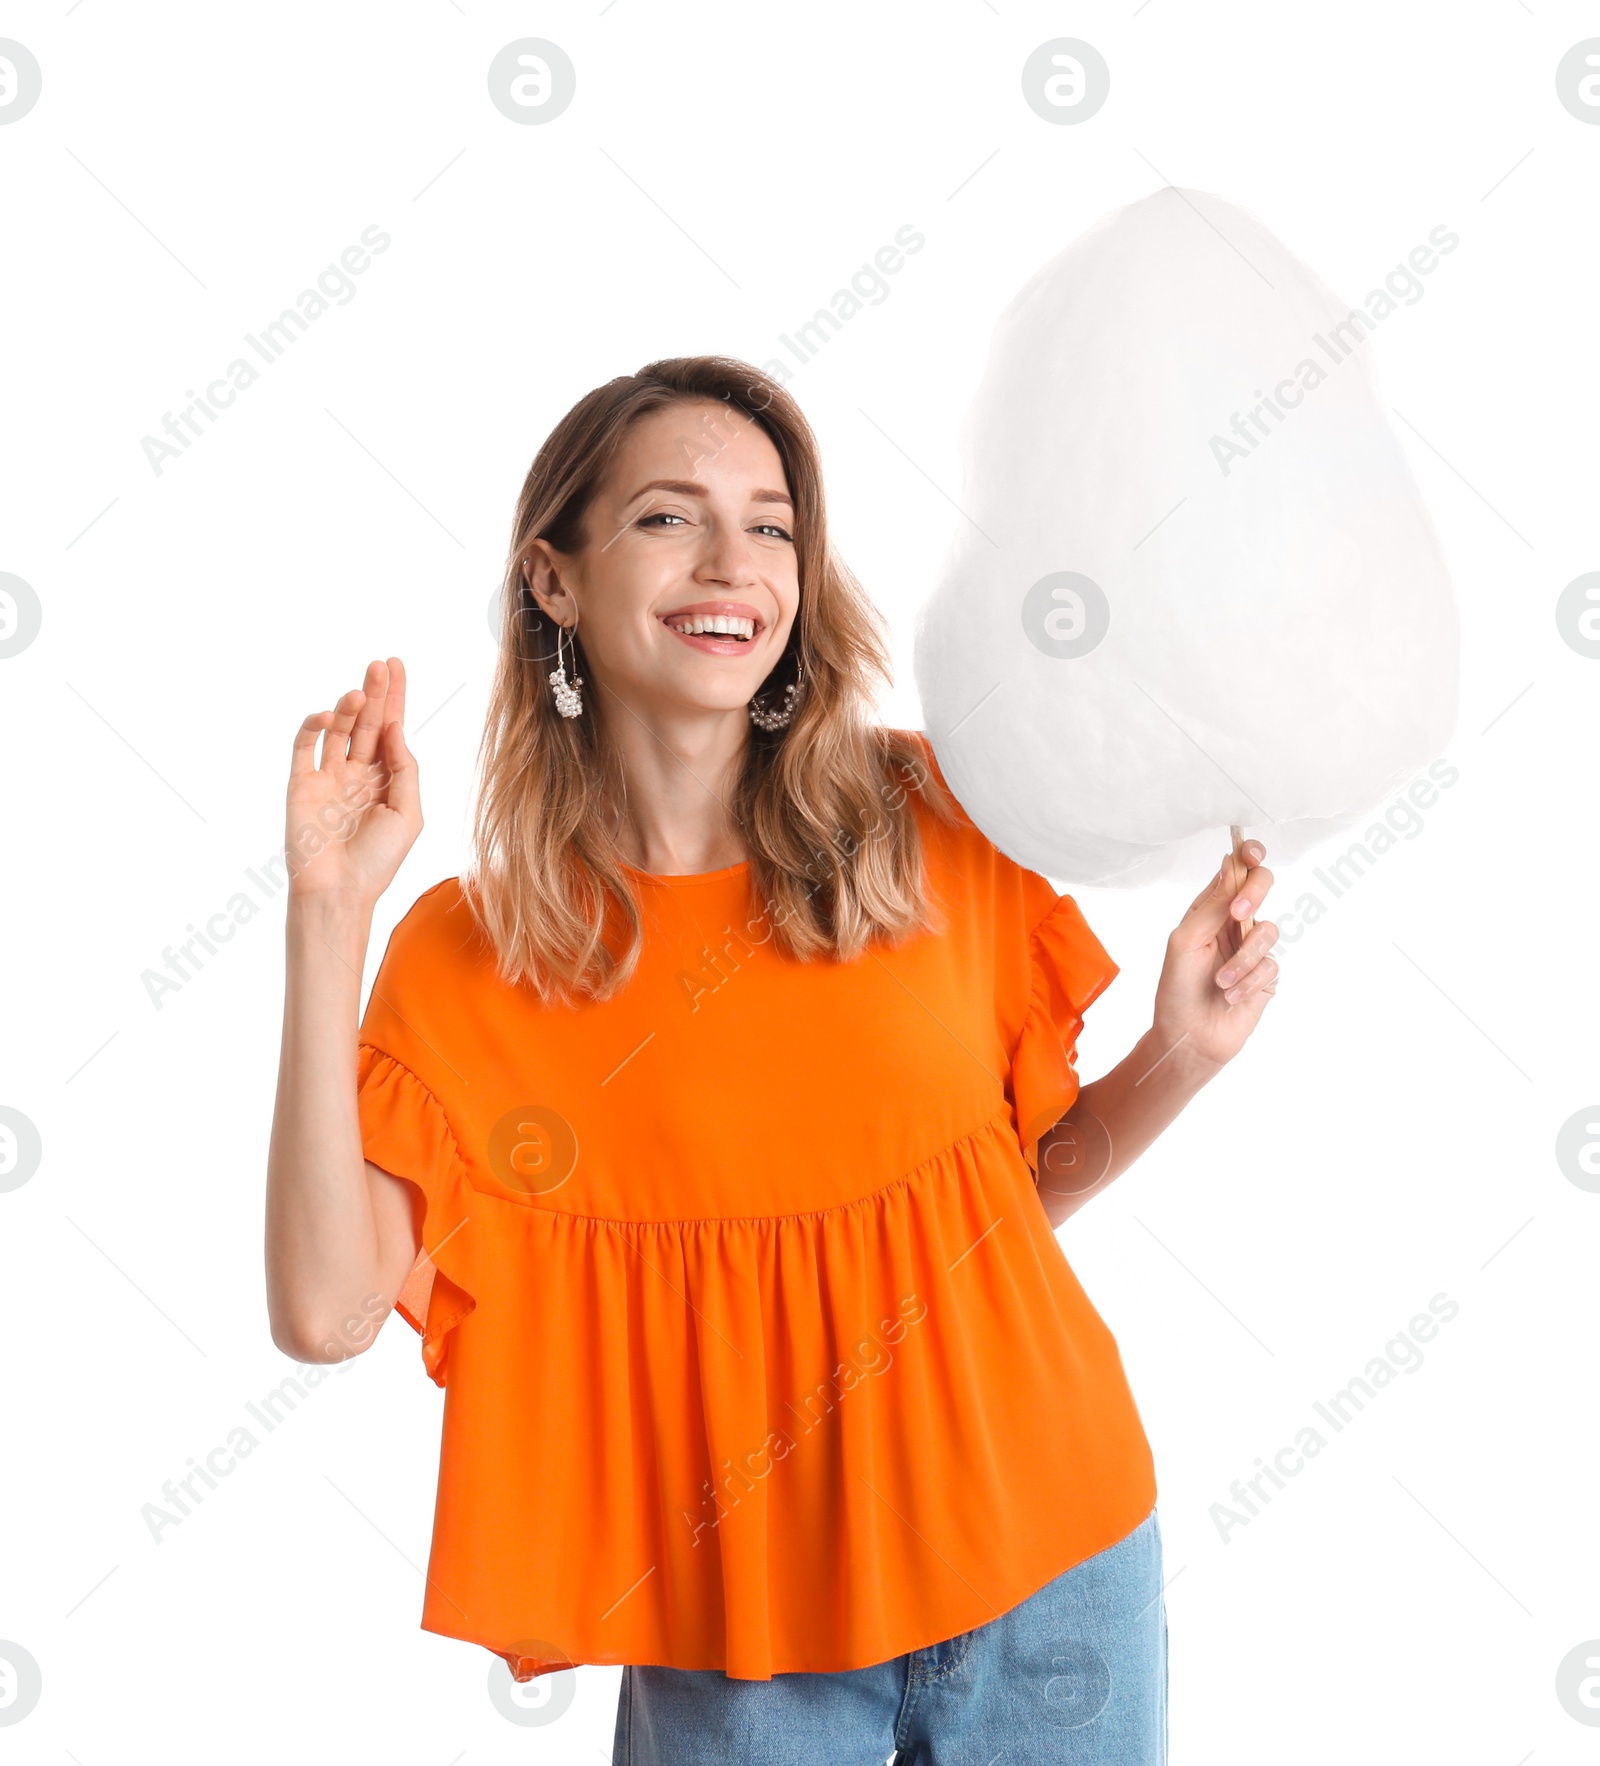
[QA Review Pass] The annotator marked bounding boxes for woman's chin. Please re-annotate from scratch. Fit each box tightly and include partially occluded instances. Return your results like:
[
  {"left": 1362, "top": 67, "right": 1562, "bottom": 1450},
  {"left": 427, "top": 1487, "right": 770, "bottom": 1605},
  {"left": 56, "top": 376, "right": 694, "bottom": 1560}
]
[{"left": 628, "top": 680, "right": 765, "bottom": 722}]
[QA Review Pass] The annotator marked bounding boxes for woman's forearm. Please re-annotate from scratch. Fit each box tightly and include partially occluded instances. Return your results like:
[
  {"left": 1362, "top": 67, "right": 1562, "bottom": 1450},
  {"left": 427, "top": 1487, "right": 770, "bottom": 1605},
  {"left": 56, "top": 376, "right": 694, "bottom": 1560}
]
[
  {"left": 264, "top": 893, "right": 392, "bottom": 1360},
  {"left": 1033, "top": 1026, "right": 1221, "bottom": 1228}
]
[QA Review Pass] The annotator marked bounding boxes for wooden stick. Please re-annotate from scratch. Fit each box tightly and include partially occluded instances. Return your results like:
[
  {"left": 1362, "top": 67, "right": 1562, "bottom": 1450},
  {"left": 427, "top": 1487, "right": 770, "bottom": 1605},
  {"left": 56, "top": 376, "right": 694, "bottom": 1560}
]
[{"left": 1228, "top": 823, "right": 1256, "bottom": 940}]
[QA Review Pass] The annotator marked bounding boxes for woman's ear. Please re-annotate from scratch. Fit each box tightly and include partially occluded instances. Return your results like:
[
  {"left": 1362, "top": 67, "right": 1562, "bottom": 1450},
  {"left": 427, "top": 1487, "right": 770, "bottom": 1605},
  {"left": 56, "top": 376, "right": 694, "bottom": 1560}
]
[{"left": 522, "top": 541, "right": 578, "bottom": 627}]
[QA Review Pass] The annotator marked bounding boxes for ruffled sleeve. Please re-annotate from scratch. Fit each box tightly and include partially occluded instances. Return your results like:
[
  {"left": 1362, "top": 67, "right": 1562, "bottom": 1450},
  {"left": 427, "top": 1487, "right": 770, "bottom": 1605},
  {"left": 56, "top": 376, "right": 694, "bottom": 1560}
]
[
  {"left": 356, "top": 1040, "right": 477, "bottom": 1387},
  {"left": 1011, "top": 890, "right": 1120, "bottom": 1176}
]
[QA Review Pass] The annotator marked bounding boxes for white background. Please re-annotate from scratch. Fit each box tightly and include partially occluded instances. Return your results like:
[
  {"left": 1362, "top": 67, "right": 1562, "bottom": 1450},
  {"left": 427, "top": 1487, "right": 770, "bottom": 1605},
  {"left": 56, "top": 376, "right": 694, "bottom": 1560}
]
[{"left": 3, "top": 2, "right": 1597, "bottom": 1761}]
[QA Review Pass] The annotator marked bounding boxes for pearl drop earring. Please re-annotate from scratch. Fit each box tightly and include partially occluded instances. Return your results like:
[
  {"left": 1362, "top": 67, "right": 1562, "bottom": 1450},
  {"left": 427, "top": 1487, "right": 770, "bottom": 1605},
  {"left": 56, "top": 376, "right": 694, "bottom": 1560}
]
[
  {"left": 549, "top": 617, "right": 585, "bottom": 719},
  {"left": 748, "top": 656, "right": 804, "bottom": 731}
]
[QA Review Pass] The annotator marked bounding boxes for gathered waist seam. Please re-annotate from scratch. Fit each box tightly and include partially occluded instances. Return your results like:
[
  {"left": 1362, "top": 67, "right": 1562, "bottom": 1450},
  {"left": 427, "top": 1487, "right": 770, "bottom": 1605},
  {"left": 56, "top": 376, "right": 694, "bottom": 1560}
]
[
  {"left": 358, "top": 1042, "right": 1029, "bottom": 1232},
  {"left": 507, "top": 1099, "right": 1021, "bottom": 1231}
]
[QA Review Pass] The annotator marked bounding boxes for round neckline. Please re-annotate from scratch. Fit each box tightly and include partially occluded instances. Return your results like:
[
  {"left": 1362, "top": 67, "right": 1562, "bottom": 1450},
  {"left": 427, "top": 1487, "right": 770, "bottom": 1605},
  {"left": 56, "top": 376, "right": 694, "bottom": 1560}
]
[{"left": 619, "top": 858, "right": 752, "bottom": 885}]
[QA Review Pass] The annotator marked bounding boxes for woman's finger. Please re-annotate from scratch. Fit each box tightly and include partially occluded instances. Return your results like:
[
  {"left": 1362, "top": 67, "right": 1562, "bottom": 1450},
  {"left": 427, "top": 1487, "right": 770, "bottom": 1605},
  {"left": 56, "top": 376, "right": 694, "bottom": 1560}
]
[
  {"left": 1229, "top": 858, "right": 1273, "bottom": 919},
  {"left": 1179, "top": 850, "right": 1257, "bottom": 948},
  {"left": 346, "top": 660, "right": 391, "bottom": 769},
  {"left": 379, "top": 715, "right": 420, "bottom": 827},
  {"left": 1224, "top": 838, "right": 1262, "bottom": 904},
  {"left": 322, "top": 685, "right": 366, "bottom": 767},
  {"left": 290, "top": 710, "right": 334, "bottom": 776},
  {"left": 1215, "top": 920, "right": 1280, "bottom": 991},
  {"left": 1223, "top": 952, "right": 1279, "bottom": 1005},
  {"left": 385, "top": 655, "right": 407, "bottom": 734}
]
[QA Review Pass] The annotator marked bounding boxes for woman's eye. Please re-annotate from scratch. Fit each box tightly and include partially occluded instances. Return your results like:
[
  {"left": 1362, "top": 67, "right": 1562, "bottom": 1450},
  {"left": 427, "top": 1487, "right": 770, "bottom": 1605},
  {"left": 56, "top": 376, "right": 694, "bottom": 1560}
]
[{"left": 638, "top": 512, "right": 791, "bottom": 540}]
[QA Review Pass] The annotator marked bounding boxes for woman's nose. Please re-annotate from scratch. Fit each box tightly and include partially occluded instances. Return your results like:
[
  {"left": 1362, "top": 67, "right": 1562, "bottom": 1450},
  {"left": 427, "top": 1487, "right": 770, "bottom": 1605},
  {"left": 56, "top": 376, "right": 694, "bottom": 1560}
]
[{"left": 696, "top": 524, "right": 759, "bottom": 583}]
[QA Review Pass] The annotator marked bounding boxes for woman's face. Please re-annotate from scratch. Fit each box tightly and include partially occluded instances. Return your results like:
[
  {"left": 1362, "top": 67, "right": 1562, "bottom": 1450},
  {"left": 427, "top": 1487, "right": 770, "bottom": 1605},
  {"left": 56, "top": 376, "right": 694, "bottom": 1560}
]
[{"left": 526, "top": 398, "right": 801, "bottom": 721}]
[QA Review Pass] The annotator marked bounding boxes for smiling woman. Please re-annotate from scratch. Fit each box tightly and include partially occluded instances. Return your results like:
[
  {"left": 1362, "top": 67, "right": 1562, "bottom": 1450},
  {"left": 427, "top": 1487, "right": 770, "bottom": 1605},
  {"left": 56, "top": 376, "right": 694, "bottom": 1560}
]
[{"left": 266, "top": 352, "right": 1277, "bottom": 1766}]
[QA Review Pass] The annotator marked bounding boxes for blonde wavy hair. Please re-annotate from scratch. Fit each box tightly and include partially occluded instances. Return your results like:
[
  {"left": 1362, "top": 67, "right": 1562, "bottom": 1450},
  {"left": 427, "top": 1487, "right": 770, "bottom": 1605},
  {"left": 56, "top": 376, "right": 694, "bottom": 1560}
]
[{"left": 462, "top": 354, "right": 962, "bottom": 1005}]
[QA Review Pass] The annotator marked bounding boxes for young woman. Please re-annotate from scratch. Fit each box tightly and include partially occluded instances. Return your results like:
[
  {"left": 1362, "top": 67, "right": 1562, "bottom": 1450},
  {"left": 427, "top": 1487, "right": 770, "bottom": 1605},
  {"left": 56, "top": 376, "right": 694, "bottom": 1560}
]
[{"left": 264, "top": 356, "right": 1278, "bottom": 1765}]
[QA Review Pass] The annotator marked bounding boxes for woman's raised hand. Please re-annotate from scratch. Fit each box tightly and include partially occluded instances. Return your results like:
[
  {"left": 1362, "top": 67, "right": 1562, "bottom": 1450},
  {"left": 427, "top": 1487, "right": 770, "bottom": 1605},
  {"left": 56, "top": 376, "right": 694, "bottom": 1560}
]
[{"left": 286, "top": 657, "right": 422, "bottom": 906}]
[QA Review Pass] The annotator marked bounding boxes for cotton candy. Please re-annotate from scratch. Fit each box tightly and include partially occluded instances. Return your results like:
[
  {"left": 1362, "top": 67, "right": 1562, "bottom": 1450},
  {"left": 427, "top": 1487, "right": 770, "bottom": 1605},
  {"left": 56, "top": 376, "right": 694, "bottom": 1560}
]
[{"left": 912, "top": 186, "right": 1459, "bottom": 887}]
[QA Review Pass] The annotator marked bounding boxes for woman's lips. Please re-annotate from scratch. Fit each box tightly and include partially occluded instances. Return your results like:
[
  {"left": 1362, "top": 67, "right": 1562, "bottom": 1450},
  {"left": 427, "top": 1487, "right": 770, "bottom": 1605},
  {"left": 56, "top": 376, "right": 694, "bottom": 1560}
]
[{"left": 662, "top": 626, "right": 758, "bottom": 656}]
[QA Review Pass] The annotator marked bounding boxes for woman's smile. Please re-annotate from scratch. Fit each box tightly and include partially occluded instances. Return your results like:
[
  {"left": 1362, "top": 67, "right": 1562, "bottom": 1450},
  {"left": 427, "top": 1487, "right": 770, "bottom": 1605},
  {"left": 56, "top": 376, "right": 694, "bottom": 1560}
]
[{"left": 659, "top": 598, "right": 766, "bottom": 656}]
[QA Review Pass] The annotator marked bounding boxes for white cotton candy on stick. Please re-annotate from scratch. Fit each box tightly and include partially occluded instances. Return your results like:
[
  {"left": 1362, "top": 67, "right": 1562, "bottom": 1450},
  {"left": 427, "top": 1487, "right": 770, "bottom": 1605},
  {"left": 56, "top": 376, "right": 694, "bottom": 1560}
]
[{"left": 912, "top": 186, "right": 1459, "bottom": 888}]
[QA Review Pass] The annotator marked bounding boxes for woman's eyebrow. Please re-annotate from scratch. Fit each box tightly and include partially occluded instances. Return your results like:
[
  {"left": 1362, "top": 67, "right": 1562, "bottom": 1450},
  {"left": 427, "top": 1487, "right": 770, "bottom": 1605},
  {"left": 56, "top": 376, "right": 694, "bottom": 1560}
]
[{"left": 626, "top": 478, "right": 794, "bottom": 508}]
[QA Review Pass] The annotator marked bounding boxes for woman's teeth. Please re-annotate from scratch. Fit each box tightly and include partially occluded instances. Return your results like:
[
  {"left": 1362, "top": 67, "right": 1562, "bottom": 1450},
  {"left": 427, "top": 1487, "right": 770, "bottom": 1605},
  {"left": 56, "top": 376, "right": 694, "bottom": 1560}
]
[{"left": 668, "top": 616, "right": 754, "bottom": 640}]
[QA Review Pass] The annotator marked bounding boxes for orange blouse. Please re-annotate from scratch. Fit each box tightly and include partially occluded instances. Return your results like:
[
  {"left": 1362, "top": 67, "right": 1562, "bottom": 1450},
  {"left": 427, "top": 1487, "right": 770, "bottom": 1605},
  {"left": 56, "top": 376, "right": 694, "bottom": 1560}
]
[{"left": 355, "top": 730, "right": 1156, "bottom": 1682}]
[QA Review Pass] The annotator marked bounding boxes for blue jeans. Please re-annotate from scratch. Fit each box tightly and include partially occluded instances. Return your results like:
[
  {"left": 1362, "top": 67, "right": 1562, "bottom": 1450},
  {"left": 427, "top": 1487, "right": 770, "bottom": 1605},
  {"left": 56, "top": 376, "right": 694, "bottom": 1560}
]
[{"left": 612, "top": 1505, "right": 1167, "bottom": 1764}]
